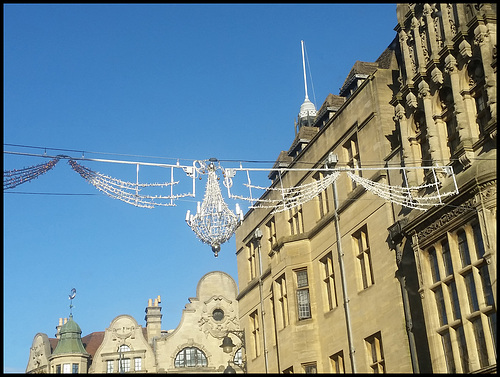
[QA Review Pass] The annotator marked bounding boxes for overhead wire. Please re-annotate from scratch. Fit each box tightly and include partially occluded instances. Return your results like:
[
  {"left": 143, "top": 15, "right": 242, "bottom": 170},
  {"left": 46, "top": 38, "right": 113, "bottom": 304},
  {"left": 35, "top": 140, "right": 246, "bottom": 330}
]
[{"left": 4, "top": 143, "right": 495, "bottom": 167}]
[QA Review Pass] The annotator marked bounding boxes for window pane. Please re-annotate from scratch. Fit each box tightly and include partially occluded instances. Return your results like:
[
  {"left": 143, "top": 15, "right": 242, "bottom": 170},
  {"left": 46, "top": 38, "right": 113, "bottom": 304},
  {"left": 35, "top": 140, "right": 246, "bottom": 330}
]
[
  {"left": 478, "top": 264, "right": 494, "bottom": 306},
  {"left": 429, "top": 247, "right": 441, "bottom": 282},
  {"left": 487, "top": 312, "right": 496, "bottom": 355},
  {"left": 456, "top": 326, "right": 470, "bottom": 373},
  {"left": 472, "top": 222, "right": 485, "bottom": 258},
  {"left": 458, "top": 231, "right": 471, "bottom": 267},
  {"left": 134, "top": 357, "right": 141, "bottom": 371},
  {"left": 472, "top": 317, "right": 489, "bottom": 367},
  {"left": 297, "top": 289, "right": 311, "bottom": 319},
  {"left": 464, "top": 272, "right": 479, "bottom": 312},
  {"left": 297, "top": 270, "right": 308, "bottom": 288},
  {"left": 441, "top": 331, "right": 456, "bottom": 373},
  {"left": 442, "top": 240, "right": 453, "bottom": 276},
  {"left": 434, "top": 286, "right": 448, "bottom": 326},
  {"left": 447, "top": 281, "right": 461, "bottom": 320}
]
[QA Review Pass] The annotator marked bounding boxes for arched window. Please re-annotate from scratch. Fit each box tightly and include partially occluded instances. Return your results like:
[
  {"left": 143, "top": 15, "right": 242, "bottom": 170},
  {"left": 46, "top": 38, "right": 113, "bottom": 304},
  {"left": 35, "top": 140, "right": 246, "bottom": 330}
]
[
  {"left": 174, "top": 347, "right": 208, "bottom": 368},
  {"left": 467, "top": 59, "right": 491, "bottom": 136},
  {"left": 118, "top": 344, "right": 130, "bottom": 353},
  {"left": 439, "top": 86, "right": 459, "bottom": 156}
]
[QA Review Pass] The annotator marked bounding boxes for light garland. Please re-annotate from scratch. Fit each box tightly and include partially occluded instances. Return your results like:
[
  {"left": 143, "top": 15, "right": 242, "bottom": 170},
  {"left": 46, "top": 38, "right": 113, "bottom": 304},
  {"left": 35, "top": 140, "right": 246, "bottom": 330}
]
[
  {"left": 3, "top": 157, "right": 60, "bottom": 190},
  {"left": 185, "top": 160, "right": 243, "bottom": 256},
  {"left": 231, "top": 170, "right": 341, "bottom": 214},
  {"left": 4, "top": 153, "right": 459, "bottom": 255},
  {"left": 346, "top": 171, "right": 456, "bottom": 210},
  {"left": 68, "top": 159, "right": 189, "bottom": 208}
]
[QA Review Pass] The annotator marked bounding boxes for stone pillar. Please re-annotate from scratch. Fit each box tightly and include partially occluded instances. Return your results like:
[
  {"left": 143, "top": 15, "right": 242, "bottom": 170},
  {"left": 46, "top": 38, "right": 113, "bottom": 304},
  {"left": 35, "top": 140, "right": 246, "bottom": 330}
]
[
  {"left": 394, "top": 103, "right": 418, "bottom": 186},
  {"left": 444, "top": 54, "right": 475, "bottom": 167},
  {"left": 474, "top": 24, "right": 497, "bottom": 122},
  {"left": 418, "top": 80, "right": 445, "bottom": 165}
]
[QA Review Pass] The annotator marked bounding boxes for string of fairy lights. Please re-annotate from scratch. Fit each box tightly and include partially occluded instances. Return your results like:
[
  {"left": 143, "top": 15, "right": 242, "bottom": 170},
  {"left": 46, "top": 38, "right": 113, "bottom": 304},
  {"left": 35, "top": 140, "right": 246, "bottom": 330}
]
[
  {"left": 230, "top": 171, "right": 342, "bottom": 213},
  {"left": 4, "top": 148, "right": 460, "bottom": 255},
  {"left": 3, "top": 157, "right": 60, "bottom": 190}
]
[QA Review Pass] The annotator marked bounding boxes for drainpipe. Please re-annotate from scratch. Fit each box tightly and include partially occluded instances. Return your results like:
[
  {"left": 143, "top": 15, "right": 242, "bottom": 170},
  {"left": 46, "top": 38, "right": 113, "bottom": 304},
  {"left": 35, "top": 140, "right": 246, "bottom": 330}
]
[
  {"left": 389, "top": 218, "right": 420, "bottom": 372},
  {"left": 327, "top": 153, "right": 357, "bottom": 373},
  {"left": 270, "top": 284, "right": 281, "bottom": 373},
  {"left": 253, "top": 228, "right": 269, "bottom": 373},
  {"left": 395, "top": 251, "right": 420, "bottom": 373}
]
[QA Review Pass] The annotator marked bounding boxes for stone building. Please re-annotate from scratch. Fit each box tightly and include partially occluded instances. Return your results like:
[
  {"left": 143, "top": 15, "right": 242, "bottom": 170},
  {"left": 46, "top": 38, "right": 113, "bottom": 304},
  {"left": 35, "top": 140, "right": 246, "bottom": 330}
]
[
  {"left": 234, "top": 3, "right": 496, "bottom": 374},
  {"left": 26, "top": 271, "right": 243, "bottom": 373}
]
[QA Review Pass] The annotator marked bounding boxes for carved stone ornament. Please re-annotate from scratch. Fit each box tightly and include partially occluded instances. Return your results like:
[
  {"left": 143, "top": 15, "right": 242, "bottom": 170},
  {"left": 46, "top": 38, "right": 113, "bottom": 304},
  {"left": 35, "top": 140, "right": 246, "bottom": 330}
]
[
  {"left": 198, "top": 295, "right": 239, "bottom": 338},
  {"left": 406, "top": 92, "right": 418, "bottom": 109},
  {"left": 459, "top": 39, "right": 473, "bottom": 60},
  {"left": 417, "top": 199, "right": 474, "bottom": 243},
  {"left": 444, "top": 54, "right": 457, "bottom": 74},
  {"left": 431, "top": 66, "right": 444, "bottom": 85},
  {"left": 418, "top": 80, "right": 431, "bottom": 99},
  {"left": 458, "top": 150, "right": 475, "bottom": 169},
  {"left": 416, "top": 180, "right": 496, "bottom": 243},
  {"left": 393, "top": 103, "right": 405, "bottom": 123},
  {"left": 111, "top": 322, "right": 136, "bottom": 341},
  {"left": 474, "top": 24, "right": 489, "bottom": 46}
]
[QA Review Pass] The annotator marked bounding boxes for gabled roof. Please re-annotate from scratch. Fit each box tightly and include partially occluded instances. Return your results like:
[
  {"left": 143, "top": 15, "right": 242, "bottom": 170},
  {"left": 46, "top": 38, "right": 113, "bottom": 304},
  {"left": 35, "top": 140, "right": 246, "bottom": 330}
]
[
  {"left": 340, "top": 61, "right": 379, "bottom": 92},
  {"left": 81, "top": 332, "right": 105, "bottom": 358}
]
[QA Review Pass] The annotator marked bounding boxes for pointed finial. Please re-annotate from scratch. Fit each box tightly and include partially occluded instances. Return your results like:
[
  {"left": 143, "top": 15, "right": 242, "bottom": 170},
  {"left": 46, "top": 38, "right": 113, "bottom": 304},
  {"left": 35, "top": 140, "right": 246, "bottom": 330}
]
[{"left": 301, "top": 40, "right": 309, "bottom": 100}]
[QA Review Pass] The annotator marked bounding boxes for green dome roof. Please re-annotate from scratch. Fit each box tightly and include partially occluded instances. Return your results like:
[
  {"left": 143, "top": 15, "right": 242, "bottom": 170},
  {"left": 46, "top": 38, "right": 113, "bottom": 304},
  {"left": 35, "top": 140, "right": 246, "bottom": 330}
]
[
  {"left": 52, "top": 315, "right": 88, "bottom": 356},
  {"left": 60, "top": 316, "right": 82, "bottom": 334}
]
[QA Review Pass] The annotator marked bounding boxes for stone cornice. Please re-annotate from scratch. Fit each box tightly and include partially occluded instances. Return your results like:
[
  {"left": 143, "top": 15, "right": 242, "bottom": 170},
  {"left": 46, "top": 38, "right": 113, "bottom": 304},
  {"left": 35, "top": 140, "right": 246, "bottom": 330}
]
[{"left": 408, "top": 179, "right": 496, "bottom": 246}]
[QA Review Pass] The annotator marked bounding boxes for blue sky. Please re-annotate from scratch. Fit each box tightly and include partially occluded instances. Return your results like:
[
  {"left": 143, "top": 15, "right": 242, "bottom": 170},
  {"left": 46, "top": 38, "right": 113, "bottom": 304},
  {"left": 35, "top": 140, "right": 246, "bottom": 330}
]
[{"left": 3, "top": 4, "right": 398, "bottom": 373}]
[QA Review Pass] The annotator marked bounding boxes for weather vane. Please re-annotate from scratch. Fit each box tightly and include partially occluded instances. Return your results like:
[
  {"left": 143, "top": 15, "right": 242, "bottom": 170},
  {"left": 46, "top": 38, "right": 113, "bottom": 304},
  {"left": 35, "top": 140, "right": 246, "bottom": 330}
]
[{"left": 68, "top": 288, "right": 76, "bottom": 315}]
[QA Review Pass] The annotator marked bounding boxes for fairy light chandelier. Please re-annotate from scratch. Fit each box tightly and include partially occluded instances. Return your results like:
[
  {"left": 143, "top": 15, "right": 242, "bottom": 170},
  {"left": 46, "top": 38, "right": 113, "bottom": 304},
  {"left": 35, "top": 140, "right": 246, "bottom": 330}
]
[{"left": 185, "top": 159, "right": 243, "bottom": 257}]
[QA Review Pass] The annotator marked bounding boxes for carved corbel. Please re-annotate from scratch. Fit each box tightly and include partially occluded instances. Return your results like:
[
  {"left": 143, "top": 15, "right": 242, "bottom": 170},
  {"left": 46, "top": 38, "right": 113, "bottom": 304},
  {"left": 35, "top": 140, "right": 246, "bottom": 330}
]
[
  {"left": 406, "top": 92, "right": 418, "bottom": 109},
  {"left": 393, "top": 103, "right": 406, "bottom": 123},
  {"left": 418, "top": 80, "right": 431, "bottom": 99},
  {"left": 458, "top": 149, "right": 475, "bottom": 169},
  {"left": 431, "top": 66, "right": 444, "bottom": 86},
  {"left": 474, "top": 24, "right": 489, "bottom": 46},
  {"left": 459, "top": 39, "right": 473, "bottom": 60},
  {"left": 444, "top": 54, "right": 458, "bottom": 74}
]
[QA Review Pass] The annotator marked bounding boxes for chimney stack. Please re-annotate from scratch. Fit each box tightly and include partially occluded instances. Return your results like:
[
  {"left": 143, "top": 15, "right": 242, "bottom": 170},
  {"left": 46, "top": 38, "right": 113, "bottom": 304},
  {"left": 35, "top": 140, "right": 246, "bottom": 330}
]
[
  {"left": 145, "top": 296, "right": 162, "bottom": 343},
  {"left": 55, "top": 318, "right": 63, "bottom": 339}
]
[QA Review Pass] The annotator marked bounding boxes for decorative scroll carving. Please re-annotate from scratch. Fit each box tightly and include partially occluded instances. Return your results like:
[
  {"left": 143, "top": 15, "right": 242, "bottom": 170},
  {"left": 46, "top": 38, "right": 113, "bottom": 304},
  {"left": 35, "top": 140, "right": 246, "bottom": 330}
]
[
  {"left": 416, "top": 180, "right": 496, "bottom": 243},
  {"left": 198, "top": 295, "right": 239, "bottom": 339},
  {"left": 420, "top": 27, "right": 430, "bottom": 65},
  {"left": 432, "top": 5, "right": 444, "bottom": 49},
  {"left": 112, "top": 325, "right": 136, "bottom": 340},
  {"left": 446, "top": 4, "right": 457, "bottom": 36}
]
